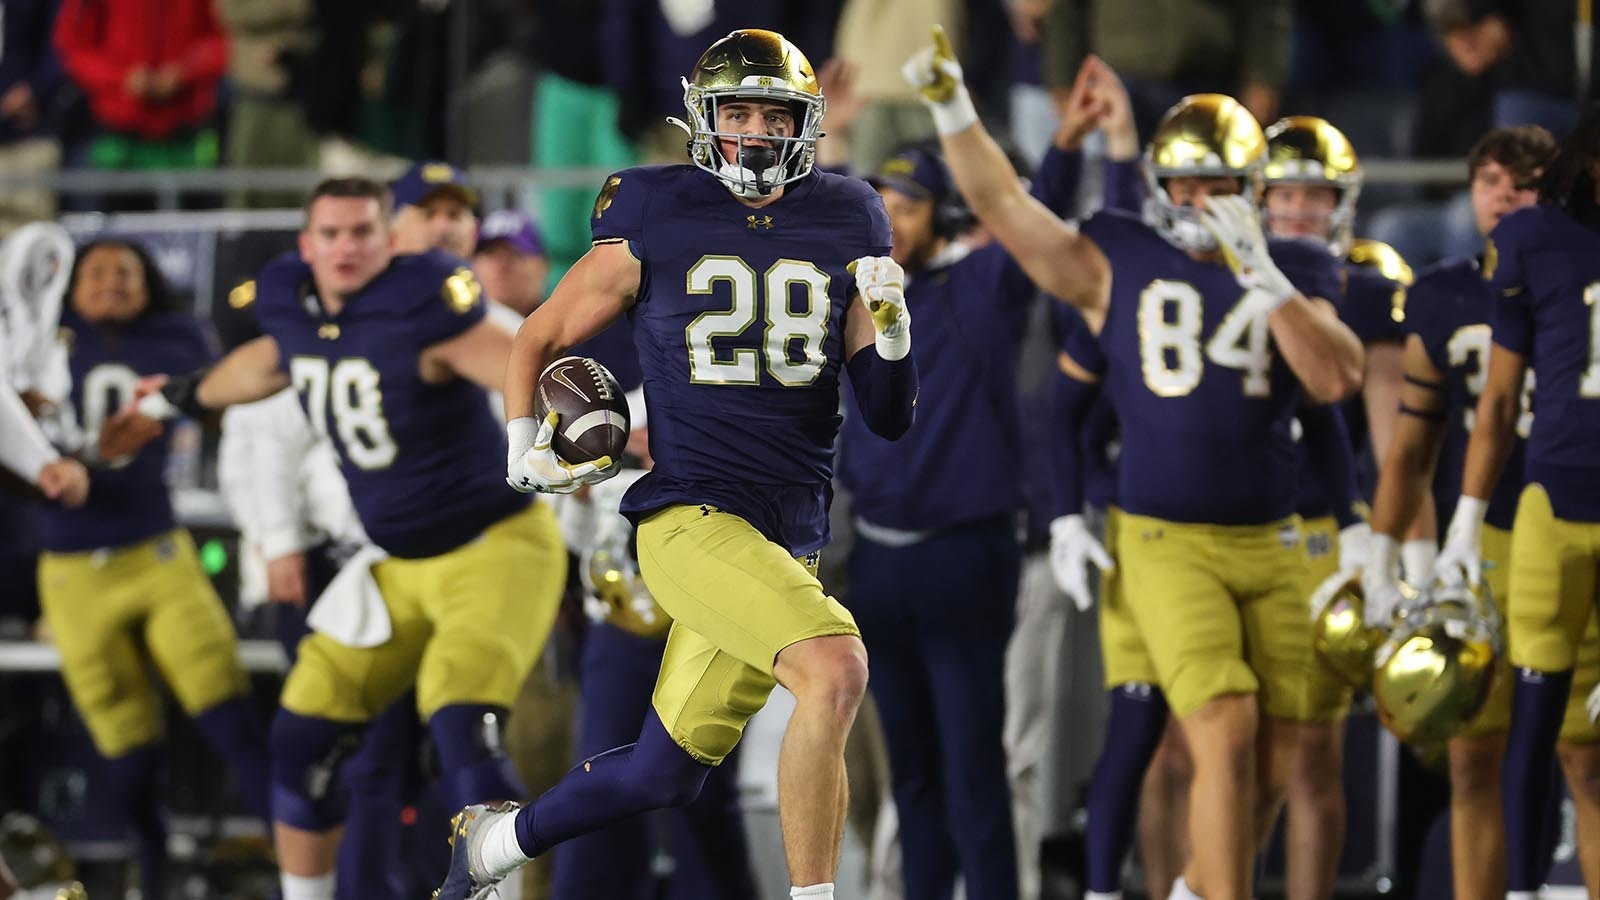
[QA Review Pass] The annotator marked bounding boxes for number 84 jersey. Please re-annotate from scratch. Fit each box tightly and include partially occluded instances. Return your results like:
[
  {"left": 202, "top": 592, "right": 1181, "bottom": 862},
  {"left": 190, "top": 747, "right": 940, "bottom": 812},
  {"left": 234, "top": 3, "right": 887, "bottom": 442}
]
[
  {"left": 1081, "top": 208, "right": 1342, "bottom": 526},
  {"left": 592, "top": 165, "right": 892, "bottom": 556},
  {"left": 254, "top": 250, "right": 527, "bottom": 559}
]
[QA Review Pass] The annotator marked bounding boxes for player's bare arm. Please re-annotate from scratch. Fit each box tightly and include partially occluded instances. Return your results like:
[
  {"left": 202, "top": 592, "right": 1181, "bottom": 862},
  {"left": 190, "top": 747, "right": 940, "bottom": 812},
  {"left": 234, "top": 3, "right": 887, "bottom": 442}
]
[
  {"left": 504, "top": 240, "right": 641, "bottom": 421},
  {"left": 1264, "top": 295, "right": 1364, "bottom": 403},
  {"left": 420, "top": 318, "right": 515, "bottom": 393},
  {"left": 195, "top": 334, "right": 290, "bottom": 408},
  {"left": 1370, "top": 336, "right": 1449, "bottom": 540},
  {"left": 1461, "top": 343, "right": 1525, "bottom": 502},
  {"left": 904, "top": 27, "right": 1111, "bottom": 322}
]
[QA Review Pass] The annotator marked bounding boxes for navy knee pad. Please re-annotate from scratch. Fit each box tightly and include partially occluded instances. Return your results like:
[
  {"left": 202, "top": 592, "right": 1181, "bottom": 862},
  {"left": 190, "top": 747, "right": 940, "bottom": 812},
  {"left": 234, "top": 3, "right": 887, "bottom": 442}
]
[
  {"left": 429, "top": 704, "right": 530, "bottom": 810},
  {"left": 269, "top": 710, "right": 364, "bottom": 831}
]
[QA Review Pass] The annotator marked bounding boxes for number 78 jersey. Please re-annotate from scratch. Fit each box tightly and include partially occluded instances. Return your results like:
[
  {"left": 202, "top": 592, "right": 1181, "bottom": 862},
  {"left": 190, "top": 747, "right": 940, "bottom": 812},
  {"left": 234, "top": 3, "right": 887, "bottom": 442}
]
[
  {"left": 1080, "top": 209, "right": 1343, "bottom": 526},
  {"left": 591, "top": 165, "right": 892, "bottom": 555}
]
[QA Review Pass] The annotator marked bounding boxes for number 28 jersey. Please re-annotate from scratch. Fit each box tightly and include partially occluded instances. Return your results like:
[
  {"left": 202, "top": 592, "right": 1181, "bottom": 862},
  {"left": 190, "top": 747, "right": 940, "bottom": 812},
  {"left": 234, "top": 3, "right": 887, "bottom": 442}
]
[
  {"left": 592, "top": 165, "right": 892, "bottom": 556},
  {"left": 1080, "top": 209, "right": 1342, "bottom": 525},
  {"left": 254, "top": 250, "right": 526, "bottom": 558}
]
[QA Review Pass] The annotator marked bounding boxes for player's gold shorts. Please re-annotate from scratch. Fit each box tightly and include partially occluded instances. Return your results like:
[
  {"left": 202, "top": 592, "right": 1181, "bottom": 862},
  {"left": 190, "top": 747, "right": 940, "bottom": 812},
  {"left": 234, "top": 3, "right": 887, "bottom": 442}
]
[
  {"left": 637, "top": 504, "right": 860, "bottom": 765},
  {"left": 38, "top": 530, "right": 249, "bottom": 758},
  {"left": 1500, "top": 486, "right": 1600, "bottom": 743},
  {"left": 1300, "top": 515, "right": 1353, "bottom": 723},
  {"left": 281, "top": 501, "right": 566, "bottom": 723},
  {"left": 1114, "top": 511, "right": 1314, "bottom": 721},
  {"left": 1098, "top": 507, "right": 1159, "bottom": 689}
]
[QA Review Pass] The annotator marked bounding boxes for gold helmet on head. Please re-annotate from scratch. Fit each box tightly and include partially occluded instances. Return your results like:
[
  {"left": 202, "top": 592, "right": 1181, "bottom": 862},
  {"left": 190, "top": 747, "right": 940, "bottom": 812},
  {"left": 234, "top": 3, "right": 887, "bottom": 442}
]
[
  {"left": 1310, "top": 571, "right": 1388, "bottom": 689},
  {"left": 1346, "top": 238, "right": 1413, "bottom": 325},
  {"left": 1373, "top": 581, "right": 1503, "bottom": 744},
  {"left": 1142, "top": 94, "right": 1267, "bottom": 252},
  {"left": 675, "top": 29, "right": 825, "bottom": 199},
  {"left": 1261, "top": 116, "right": 1363, "bottom": 253}
]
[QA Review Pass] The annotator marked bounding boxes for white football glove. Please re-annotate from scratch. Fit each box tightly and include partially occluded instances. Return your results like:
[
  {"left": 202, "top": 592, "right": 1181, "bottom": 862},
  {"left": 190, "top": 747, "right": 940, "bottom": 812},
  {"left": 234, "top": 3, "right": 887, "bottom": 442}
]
[
  {"left": 1587, "top": 680, "right": 1600, "bottom": 725},
  {"left": 1401, "top": 539, "right": 1439, "bottom": 587},
  {"left": 1337, "top": 521, "right": 1371, "bottom": 578},
  {"left": 1198, "top": 194, "right": 1297, "bottom": 311},
  {"left": 506, "top": 412, "right": 617, "bottom": 495},
  {"left": 1048, "top": 514, "right": 1114, "bottom": 613},
  {"left": 1435, "top": 496, "right": 1486, "bottom": 587},
  {"left": 1361, "top": 533, "right": 1406, "bottom": 628},
  {"left": 852, "top": 256, "right": 912, "bottom": 361},
  {"left": 901, "top": 26, "right": 978, "bottom": 135}
]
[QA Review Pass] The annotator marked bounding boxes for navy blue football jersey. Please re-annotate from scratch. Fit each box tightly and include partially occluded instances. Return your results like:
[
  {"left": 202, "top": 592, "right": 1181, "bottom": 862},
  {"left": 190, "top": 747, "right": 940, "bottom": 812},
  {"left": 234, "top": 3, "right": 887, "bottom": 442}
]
[
  {"left": 1080, "top": 210, "right": 1342, "bottom": 524},
  {"left": 593, "top": 165, "right": 892, "bottom": 555},
  {"left": 35, "top": 307, "right": 214, "bottom": 552},
  {"left": 1486, "top": 205, "right": 1600, "bottom": 521},
  {"left": 1404, "top": 256, "right": 1527, "bottom": 530},
  {"left": 1341, "top": 261, "right": 1407, "bottom": 346},
  {"left": 253, "top": 250, "right": 527, "bottom": 558}
]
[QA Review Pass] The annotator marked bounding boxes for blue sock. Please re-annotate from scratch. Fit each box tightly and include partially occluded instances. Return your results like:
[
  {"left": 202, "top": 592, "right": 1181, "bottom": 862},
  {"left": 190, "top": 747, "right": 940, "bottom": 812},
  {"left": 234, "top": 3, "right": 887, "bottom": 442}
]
[
  {"left": 104, "top": 744, "right": 167, "bottom": 900},
  {"left": 1085, "top": 684, "right": 1169, "bottom": 893},
  {"left": 513, "top": 711, "right": 711, "bottom": 858},
  {"left": 193, "top": 696, "right": 272, "bottom": 821},
  {"left": 1504, "top": 667, "right": 1573, "bottom": 891},
  {"left": 429, "top": 704, "right": 530, "bottom": 811}
]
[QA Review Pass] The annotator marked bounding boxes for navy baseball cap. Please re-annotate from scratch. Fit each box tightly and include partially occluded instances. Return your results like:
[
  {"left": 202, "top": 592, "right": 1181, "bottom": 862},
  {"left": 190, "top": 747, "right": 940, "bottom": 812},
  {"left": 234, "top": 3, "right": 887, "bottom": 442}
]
[
  {"left": 868, "top": 147, "right": 953, "bottom": 205},
  {"left": 391, "top": 161, "right": 479, "bottom": 210},
  {"left": 475, "top": 209, "right": 546, "bottom": 257}
]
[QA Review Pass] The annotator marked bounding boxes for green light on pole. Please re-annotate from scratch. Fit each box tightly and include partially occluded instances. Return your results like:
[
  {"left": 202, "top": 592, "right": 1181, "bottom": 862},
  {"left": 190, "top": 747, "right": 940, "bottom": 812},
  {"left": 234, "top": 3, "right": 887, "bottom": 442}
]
[{"left": 200, "top": 538, "right": 229, "bottom": 576}]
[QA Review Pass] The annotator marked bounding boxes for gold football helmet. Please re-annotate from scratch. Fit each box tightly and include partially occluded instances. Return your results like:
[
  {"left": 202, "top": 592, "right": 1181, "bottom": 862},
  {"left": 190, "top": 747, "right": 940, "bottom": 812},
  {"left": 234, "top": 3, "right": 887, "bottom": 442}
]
[
  {"left": 673, "top": 29, "right": 825, "bottom": 199},
  {"left": 1346, "top": 237, "right": 1414, "bottom": 324},
  {"left": 1310, "top": 572, "right": 1387, "bottom": 689},
  {"left": 1373, "top": 582, "right": 1504, "bottom": 744},
  {"left": 1261, "top": 116, "right": 1363, "bottom": 253},
  {"left": 1142, "top": 94, "right": 1268, "bottom": 252},
  {"left": 580, "top": 469, "right": 671, "bottom": 638}
]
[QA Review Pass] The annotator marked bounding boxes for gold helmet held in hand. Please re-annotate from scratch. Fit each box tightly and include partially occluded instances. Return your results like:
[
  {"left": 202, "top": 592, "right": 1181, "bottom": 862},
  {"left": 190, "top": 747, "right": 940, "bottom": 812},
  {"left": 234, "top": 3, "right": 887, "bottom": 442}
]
[
  {"left": 1373, "top": 581, "right": 1503, "bottom": 744},
  {"left": 1310, "top": 571, "right": 1387, "bottom": 689},
  {"left": 1142, "top": 94, "right": 1267, "bottom": 252}
]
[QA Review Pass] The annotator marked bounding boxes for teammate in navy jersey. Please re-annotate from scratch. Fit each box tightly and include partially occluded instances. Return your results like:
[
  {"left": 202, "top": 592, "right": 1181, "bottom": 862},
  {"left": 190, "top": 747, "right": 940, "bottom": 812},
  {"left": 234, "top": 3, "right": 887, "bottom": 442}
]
[
  {"left": 104, "top": 178, "right": 568, "bottom": 900},
  {"left": 33, "top": 240, "right": 271, "bottom": 900},
  {"left": 1418, "top": 111, "right": 1600, "bottom": 899},
  {"left": 909, "top": 26, "right": 1362, "bottom": 900},
  {"left": 436, "top": 29, "right": 916, "bottom": 900},
  {"left": 1366, "top": 124, "right": 1600, "bottom": 900}
]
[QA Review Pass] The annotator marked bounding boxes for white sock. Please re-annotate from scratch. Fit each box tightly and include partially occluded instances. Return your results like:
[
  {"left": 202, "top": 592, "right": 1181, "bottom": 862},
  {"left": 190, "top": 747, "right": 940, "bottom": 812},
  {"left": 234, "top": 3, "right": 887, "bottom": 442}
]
[
  {"left": 480, "top": 809, "right": 532, "bottom": 879},
  {"left": 1086, "top": 892, "right": 1123, "bottom": 900},
  {"left": 1168, "top": 875, "right": 1204, "bottom": 900},
  {"left": 281, "top": 871, "right": 336, "bottom": 900},
  {"left": 791, "top": 883, "right": 835, "bottom": 899}
]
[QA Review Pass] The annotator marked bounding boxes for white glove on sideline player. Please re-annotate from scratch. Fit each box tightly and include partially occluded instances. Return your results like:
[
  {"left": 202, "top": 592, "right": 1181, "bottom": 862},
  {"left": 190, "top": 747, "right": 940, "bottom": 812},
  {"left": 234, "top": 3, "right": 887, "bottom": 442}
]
[
  {"left": 506, "top": 412, "right": 615, "bottom": 495},
  {"left": 852, "top": 256, "right": 912, "bottom": 361},
  {"left": 901, "top": 26, "right": 978, "bottom": 135},
  {"left": 1435, "top": 496, "right": 1486, "bottom": 587},
  {"left": 1048, "top": 514, "right": 1114, "bottom": 612},
  {"left": 1199, "top": 195, "right": 1297, "bottom": 311},
  {"left": 1361, "top": 533, "right": 1406, "bottom": 629},
  {"left": 1337, "top": 521, "right": 1372, "bottom": 578}
]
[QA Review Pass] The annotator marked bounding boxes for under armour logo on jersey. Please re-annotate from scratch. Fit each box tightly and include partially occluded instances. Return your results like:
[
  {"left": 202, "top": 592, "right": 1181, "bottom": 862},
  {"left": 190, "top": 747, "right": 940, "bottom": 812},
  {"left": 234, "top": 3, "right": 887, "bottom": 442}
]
[{"left": 747, "top": 215, "right": 774, "bottom": 231}]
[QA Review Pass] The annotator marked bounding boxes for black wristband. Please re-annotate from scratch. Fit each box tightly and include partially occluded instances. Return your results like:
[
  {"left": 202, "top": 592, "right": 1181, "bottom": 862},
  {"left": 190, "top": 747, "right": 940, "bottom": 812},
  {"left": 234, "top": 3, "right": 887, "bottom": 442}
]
[{"left": 159, "top": 366, "right": 215, "bottom": 419}]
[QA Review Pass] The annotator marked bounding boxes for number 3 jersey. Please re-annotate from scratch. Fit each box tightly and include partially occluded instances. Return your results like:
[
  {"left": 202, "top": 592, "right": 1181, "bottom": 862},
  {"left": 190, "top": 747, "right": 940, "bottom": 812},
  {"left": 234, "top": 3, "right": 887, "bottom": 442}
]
[
  {"left": 34, "top": 307, "right": 214, "bottom": 553},
  {"left": 1403, "top": 256, "right": 1526, "bottom": 531},
  {"left": 592, "top": 164, "right": 892, "bottom": 556},
  {"left": 254, "top": 250, "right": 527, "bottom": 558},
  {"left": 1485, "top": 204, "right": 1600, "bottom": 522},
  {"left": 1078, "top": 208, "right": 1342, "bottom": 525}
]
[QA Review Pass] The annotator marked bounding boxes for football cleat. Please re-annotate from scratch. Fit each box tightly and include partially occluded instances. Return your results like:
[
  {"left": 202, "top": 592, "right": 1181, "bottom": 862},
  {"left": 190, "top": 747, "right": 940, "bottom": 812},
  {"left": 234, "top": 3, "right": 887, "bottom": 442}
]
[
  {"left": 1372, "top": 581, "right": 1503, "bottom": 744},
  {"left": 1141, "top": 93, "right": 1267, "bottom": 253},
  {"left": 433, "top": 802, "right": 521, "bottom": 900},
  {"left": 1261, "top": 116, "right": 1363, "bottom": 253}
]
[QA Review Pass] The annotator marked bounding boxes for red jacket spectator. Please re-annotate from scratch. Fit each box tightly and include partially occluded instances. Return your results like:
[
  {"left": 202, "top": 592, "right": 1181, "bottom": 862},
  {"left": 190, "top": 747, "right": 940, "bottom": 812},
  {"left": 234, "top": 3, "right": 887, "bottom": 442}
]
[{"left": 54, "top": 0, "right": 228, "bottom": 140}]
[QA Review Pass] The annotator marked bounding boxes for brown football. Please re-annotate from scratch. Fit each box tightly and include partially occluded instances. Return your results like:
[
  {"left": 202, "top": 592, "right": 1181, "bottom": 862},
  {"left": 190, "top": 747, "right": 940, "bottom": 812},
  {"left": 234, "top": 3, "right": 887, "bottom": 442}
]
[{"left": 534, "top": 356, "right": 630, "bottom": 464}]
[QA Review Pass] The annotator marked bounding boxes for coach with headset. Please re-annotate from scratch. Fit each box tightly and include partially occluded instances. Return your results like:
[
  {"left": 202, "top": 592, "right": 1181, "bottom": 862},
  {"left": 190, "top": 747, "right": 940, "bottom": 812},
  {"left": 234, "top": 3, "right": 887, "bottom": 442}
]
[{"left": 838, "top": 142, "right": 1081, "bottom": 900}]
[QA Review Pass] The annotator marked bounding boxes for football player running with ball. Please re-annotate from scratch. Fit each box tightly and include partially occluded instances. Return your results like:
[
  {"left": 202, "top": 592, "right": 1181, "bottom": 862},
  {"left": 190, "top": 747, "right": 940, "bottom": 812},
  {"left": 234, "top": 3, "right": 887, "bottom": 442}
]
[
  {"left": 907, "top": 26, "right": 1363, "bottom": 900},
  {"left": 435, "top": 28, "right": 917, "bottom": 900}
]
